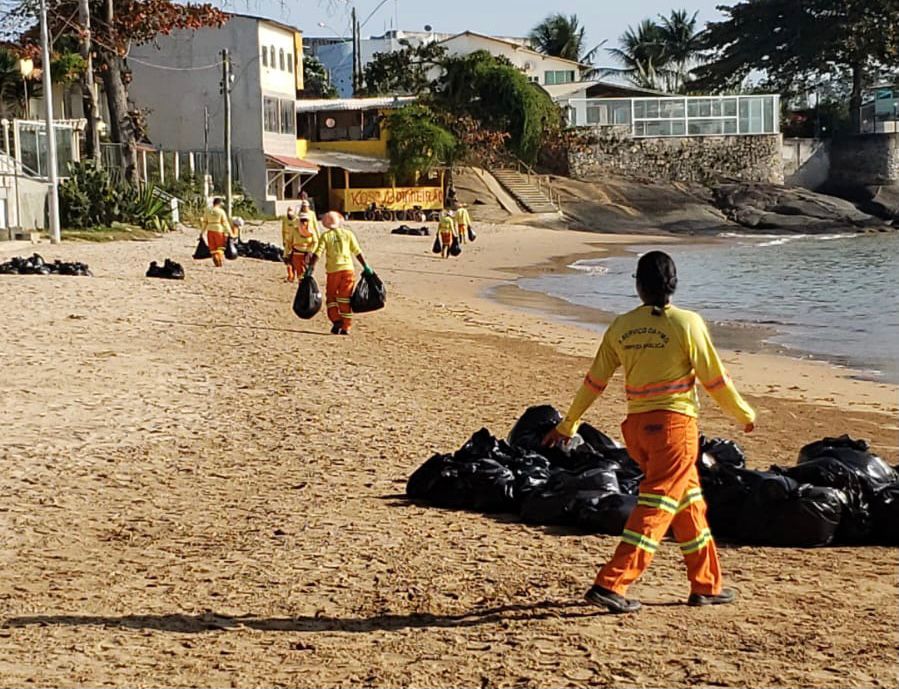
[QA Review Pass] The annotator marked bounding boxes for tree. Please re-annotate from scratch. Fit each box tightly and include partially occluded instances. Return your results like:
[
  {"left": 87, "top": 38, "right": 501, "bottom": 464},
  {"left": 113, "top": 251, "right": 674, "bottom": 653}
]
[
  {"left": 300, "top": 55, "right": 337, "bottom": 99},
  {"left": 528, "top": 13, "right": 603, "bottom": 75},
  {"left": 607, "top": 19, "right": 671, "bottom": 91},
  {"left": 8, "top": 0, "right": 226, "bottom": 181},
  {"left": 691, "top": 0, "right": 899, "bottom": 131},
  {"left": 658, "top": 9, "right": 701, "bottom": 93},
  {"left": 435, "top": 50, "right": 561, "bottom": 163},
  {"left": 360, "top": 40, "right": 447, "bottom": 96},
  {"left": 385, "top": 104, "right": 456, "bottom": 184}
]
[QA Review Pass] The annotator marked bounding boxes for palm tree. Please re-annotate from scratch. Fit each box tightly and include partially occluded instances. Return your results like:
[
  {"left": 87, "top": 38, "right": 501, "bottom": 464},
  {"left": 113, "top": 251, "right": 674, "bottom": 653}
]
[
  {"left": 529, "top": 13, "right": 605, "bottom": 77},
  {"left": 607, "top": 19, "right": 672, "bottom": 91},
  {"left": 658, "top": 9, "right": 701, "bottom": 93}
]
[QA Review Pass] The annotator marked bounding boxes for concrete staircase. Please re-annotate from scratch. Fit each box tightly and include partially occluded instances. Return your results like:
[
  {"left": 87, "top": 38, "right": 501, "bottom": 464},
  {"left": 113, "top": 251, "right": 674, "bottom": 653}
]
[{"left": 491, "top": 167, "right": 559, "bottom": 214}]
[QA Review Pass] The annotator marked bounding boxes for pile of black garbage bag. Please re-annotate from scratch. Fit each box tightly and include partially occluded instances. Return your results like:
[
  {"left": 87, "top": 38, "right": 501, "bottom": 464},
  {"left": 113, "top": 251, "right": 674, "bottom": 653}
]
[
  {"left": 406, "top": 405, "right": 898, "bottom": 547},
  {"left": 146, "top": 259, "right": 185, "bottom": 280},
  {"left": 236, "top": 239, "right": 283, "bottom": 262},
  {"left": 0, "top": 254, "right": 92, "bottom": 276},
  {"left": 391, "top": 225, "right": 430, "bottom": 236}
]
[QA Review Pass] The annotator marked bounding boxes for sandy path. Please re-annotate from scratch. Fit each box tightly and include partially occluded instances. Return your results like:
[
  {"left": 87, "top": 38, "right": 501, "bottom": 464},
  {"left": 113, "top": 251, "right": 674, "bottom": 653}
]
[{"left": 0, "top": 222, "right": 895, "bottom": 687}]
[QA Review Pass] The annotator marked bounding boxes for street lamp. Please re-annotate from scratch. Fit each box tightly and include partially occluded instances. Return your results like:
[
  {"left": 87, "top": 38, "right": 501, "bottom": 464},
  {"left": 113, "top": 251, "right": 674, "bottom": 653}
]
[{"left": 17, "top": 58, "right": 34, "bottom": 119}]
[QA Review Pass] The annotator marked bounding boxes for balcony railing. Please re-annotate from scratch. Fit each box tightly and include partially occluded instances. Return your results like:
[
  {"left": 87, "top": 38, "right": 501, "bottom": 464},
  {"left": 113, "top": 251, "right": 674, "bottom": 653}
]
[{"left": 565, "top": 95, "right": 781, "bottom": 137}]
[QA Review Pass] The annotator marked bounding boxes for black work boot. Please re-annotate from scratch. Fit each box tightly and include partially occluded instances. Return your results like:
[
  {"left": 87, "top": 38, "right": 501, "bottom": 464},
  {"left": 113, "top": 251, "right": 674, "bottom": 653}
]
[
  {"left": 688, "top": 587, "right": 736, "bottom": 607},
  {"left": 585, "top": 585, "right": 642, "bottom": 614},
  {"left": 330, "top": 323, "right": 341, "bottom": 335}
]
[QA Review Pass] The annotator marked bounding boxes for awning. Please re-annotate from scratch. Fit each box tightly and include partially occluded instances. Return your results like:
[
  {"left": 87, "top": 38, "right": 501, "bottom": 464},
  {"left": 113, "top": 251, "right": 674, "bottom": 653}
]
[
  {"left": 295, "top": 96, "right": 415, "bottom": 113},
  {"left": 266, "top": 154, "right": 319, "bottom": 174},
  {"left": 301, "top": 149, "right": 390, "bottom": 174}
]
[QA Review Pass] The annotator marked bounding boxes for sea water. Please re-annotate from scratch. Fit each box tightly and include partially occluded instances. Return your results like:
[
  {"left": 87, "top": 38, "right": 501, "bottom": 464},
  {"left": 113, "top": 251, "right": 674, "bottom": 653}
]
[{"left": 517, "top": 233, "right": 899, "bottom": 382}]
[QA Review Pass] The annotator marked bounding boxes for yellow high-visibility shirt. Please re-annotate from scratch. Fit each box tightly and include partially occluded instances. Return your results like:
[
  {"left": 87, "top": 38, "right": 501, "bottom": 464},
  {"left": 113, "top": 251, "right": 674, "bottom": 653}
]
[
  {"left": 455, "top": 207, "right": 472, "bottom": 227},
  {"left": 314, "top": 226, "right": 362, "bottom": 273},
  {"left": 438, "top": 216, "right": 456, "bottom": 236},
  {"left": 284, "top": 221, "right": 319, "bottom": 255},
  {"left": 557, "top": 304, "right": 756, "bottom": 437},
  {"left": 281, "top": 216, "right": 295, "bottom": 246},
  {"left": 203, "top": 206, "right": 229, "bottom": 234}
]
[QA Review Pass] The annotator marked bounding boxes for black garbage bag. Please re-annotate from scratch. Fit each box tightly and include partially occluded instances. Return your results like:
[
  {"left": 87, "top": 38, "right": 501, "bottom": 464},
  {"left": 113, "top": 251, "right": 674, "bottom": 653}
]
[
  {"left": 406, "top": 453, "right": 453, "bottom": 500},
  {"left": 738, "top": 474, "right": 845, "bottom": 547},
  {"left": 871, "top": 483, "right": 899, "bottom": 545},
  {"left": 698, "top": 436, "right": 746, "bottom": 472},
  {"left": 350, "top": 271, "right": 387, "bottom": 313},
  {"left": 467, "top": 226, "right": 477, "bottom": 242},
  {"left": 460, "top": 459, "right": 517, "bottom": 512},
  {"left": 224, "top": 235, "right": 239, "bottom": 260},
  {"left": 449, "top": 236, "right": 462, "bottom": 256},
  {"left": 798, "top": 437, "right": 896, "bottom": 492},
  {"left": 391, "top": 225, "right": 411, "bottom": 235},
  {"left": 432, "top": 236, "right": 442, "bottom": 254},
  {"left": 520, "top": 488, "right": 578, "bottom": 525},
  {"left": 780, "top": 457, "right": 873, "bottom": 543},
  {"left": 508, "top": 405, "right": 562, "bottom": 453},
  {"left": 193, "top": 236, "right": 212, "bottom": 260},
  {"left": 578, "top": 423, "right": 621, "bottom": 452},
  {"left": 146, "top": 259, "right": 185, "bottom": 280},
  {"left": 236, "top": 239, "right": 284, "bottom": 262},
  {"left": 575, "top": 493, "right": 637, "bottom": 535},
  {"left": 509, "top": 456, "right": 554, "bottom": 501},
  {"left": 292, "top": 273, "right": 322, "bottom": 320},
  {"left": 701, "top": 465, "right": 766, "bottom": 538}
]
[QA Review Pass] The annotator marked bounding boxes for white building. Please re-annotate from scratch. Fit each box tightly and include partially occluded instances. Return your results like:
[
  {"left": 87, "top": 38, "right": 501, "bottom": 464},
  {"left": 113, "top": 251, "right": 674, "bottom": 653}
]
[
  {"left": 436, "top": 31, "right": 586, "bottom": 87},
  {"left": 129, "top": 13, "right": 317, "bottom": 214}
]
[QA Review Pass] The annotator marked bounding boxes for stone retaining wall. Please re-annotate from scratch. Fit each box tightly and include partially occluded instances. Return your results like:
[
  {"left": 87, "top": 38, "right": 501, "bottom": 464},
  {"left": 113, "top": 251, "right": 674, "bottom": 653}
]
[
  {"left": 828, "top": 133, "right": 899, "bottom": 186},
  {"left": 567, "top": 129, "right": 784, "bottom": 184}
]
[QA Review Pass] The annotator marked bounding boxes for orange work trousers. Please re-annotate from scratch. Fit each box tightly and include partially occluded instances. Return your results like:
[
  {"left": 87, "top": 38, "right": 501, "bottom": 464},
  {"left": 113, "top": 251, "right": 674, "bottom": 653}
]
[
  {"left": 289, "top": 251, "right": 310, "bottom": 281},
  {"left": 457, "top": 223, "right": 467, "bottom": 244},
  {"left": 326, "top": 269, "right": 355, "bottom": 331},
  {"left": 595, "top": 410, "right": 722, "bottom": 597}
]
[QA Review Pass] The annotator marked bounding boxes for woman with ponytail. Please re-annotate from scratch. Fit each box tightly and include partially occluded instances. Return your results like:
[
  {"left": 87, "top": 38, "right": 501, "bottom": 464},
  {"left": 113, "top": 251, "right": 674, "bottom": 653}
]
[{"left": 544, "top": 250, "right": 756, "bottom": 614}]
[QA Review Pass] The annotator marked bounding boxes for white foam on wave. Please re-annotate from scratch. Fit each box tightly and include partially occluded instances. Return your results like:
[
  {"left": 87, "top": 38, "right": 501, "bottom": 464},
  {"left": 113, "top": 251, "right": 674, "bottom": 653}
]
[{"left": 567, "top": 259, "right": 609, "bottom": 275}]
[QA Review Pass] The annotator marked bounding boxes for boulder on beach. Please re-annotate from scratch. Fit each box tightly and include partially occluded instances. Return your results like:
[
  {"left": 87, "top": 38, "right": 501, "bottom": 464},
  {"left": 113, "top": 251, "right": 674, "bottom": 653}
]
[{"left": 712, "top": 183, "right": 889, "bottom": 233}]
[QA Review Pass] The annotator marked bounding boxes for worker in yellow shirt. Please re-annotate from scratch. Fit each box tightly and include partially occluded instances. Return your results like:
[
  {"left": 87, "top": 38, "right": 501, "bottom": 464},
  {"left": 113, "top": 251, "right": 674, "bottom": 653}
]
[
  {"left": 285, "top": 211, "right": 320, "bottom": 282},
  {"left": 454, "top": 204, "right": 472, "bottom": 244},
  {"left": 281, "top": 207, "right": 298, "bottom": 281},
  {"left": 437, "top": 210, "right": 456, "bottom": 259},
  {"left": 201, "top": 197, "right": 232, "bottom": 268},
  {"left": 299, "top": 199, "right": 319, "bottom": 233},
  {"left": 544, "top": 251, "right": 756, "bottom": 614},
  {"left": 306, "top": 211, "right": 371, "bottom": 335}
]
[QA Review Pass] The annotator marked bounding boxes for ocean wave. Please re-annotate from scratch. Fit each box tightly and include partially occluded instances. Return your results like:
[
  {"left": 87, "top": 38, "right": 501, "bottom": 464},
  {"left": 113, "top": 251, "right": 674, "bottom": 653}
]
[{"left": 567, "top": 259, "right": 609, "bottom": 275}]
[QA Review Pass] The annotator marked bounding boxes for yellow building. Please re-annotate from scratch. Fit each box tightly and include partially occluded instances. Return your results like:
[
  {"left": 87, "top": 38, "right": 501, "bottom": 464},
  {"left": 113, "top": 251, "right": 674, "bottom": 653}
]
[{"left": 295, "top": 96, "right": 445, "bottom": 217}]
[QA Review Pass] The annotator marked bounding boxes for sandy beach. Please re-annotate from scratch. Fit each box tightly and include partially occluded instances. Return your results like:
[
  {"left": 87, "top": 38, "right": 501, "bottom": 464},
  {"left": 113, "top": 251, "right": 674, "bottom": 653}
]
[{"left": 0, "top": 220, "right": 896, "bottom": 687}]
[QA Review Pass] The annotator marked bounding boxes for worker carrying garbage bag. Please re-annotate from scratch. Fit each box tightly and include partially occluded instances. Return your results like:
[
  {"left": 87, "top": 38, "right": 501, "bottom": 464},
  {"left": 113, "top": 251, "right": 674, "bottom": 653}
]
[
  {"left": 437, "top": 210, "right": 457, "bottom": 259},
  {"left": 544, "top": 251, "right": 756, "bottom": 614},
  {"left": 284, "top": 210, "right": 319, "bottom": 283},
  {"left": 281, "top": 207, "right": 298, "bottom": 281},
  {"left": 454, "top": 203, "right": 473, "bottom": 244},
  {"left": 306, "top": 211, "right": 372, "bottom": 335},
  {"left": 201, "top": 197, "right": 233, "bottom": 268}
]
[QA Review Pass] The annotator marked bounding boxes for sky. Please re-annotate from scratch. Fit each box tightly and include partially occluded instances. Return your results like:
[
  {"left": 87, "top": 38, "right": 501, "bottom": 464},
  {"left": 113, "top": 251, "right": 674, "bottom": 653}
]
[{"left": 217, "top": 0, "right": 727, "bottom": 66}]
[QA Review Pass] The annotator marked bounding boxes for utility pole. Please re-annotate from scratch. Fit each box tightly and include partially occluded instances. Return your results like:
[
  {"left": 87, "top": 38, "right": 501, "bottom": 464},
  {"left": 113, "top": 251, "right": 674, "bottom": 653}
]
[
  {"left": 351, "top": 6, "right": 358, "bottom": 94},
  {"left": 40, "top": 0, "right": 61, "bottom": 243},
  {"left": 77, "top": 0, "right": 101, "bottom": 161},
  {"left": 203, "top": 105, "right": 210, "bottom": 198},
  {"left": 221, "top": 49, "right": 232, "bottom": 217}
]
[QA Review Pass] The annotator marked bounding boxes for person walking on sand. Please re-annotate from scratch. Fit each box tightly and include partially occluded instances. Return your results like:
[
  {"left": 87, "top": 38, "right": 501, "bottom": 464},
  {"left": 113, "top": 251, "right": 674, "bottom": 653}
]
[
  {"left": 299, "top": 199, "right": 319, "bottom": 233},
  {"left": 437, "top": 210, "right": 456, "bottom": 259},
  {"left": 285, "top": 211, "right": 320, "bottom": 283},
  {"left": 454, "top": 203, "right": 472, "bottom": 245},
  {"left": 201, "top": 197, "right": 232, "bottom": 268},
  {"left": 281, "top": 207, "right": 298, "bottom": 281},
  {"left": 543, "top": 251, "right": 756, "bottom": 614},
  {"left": 306, "top": 211, "right": 372, "bottom": 335}
]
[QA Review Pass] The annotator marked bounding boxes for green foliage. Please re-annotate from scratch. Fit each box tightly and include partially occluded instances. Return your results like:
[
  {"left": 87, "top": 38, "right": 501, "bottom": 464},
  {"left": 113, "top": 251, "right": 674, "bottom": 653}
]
[
  {"left": 608, "top": 11, "right": 701, "bottom": 93},
  {"left": 435, "top": 51, "right": 561, "bottom": 163},
  {"left": 301, "top": 55, "right": 337, "bottom": 99},
  {"left": 529, "top": 13, "right": 603, "bottom": 73},
  {"left": 59, "top": 160, "right": 172, "bottom": 230},
  {"left": 691, "top": 0, "right": 899, "bottom": 125},
  {"left": 385, "top": 104, "right": 456, "bottom": 184},
  {"left": 360, "top": 40, "right": 447, "bottom": 96},
  {"left": 50, "top": 50, "right": 85, "bottom": 84}
]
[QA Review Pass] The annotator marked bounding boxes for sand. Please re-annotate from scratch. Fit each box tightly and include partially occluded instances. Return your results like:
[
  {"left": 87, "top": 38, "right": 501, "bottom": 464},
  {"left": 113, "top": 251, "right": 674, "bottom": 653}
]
[{"left": 0, "top": 220, "right": 896, "bottom": 688}]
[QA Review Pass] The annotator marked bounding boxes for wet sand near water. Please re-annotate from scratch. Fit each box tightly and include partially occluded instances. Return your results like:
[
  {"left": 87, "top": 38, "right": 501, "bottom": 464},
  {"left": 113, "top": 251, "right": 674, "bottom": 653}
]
[{"left": 0, "top": 221, "right": 896, "bottom": 687}]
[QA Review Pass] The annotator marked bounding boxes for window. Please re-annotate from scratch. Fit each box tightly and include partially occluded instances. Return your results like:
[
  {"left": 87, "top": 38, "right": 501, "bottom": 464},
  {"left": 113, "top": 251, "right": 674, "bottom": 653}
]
[
  {"left": 287, "top": 55, "right": 293, "bottom": 73},
  {"left": 279, "top": 48, "right": 285, "bottom": 71},
  {"left": 261, "top": 47, "right": 268, "bottom": 67},
  {"left": 263, "top": 96, "right": 279, "bottom": 133},
  {"left": 269, "top": 46, "right": 276, "bottom": 68},
  {"left": 280, "top": 99, "right": 295, "bottom": 135},
  {"left": 544, "top": 70, "right": 575, "bottom": 85}
]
